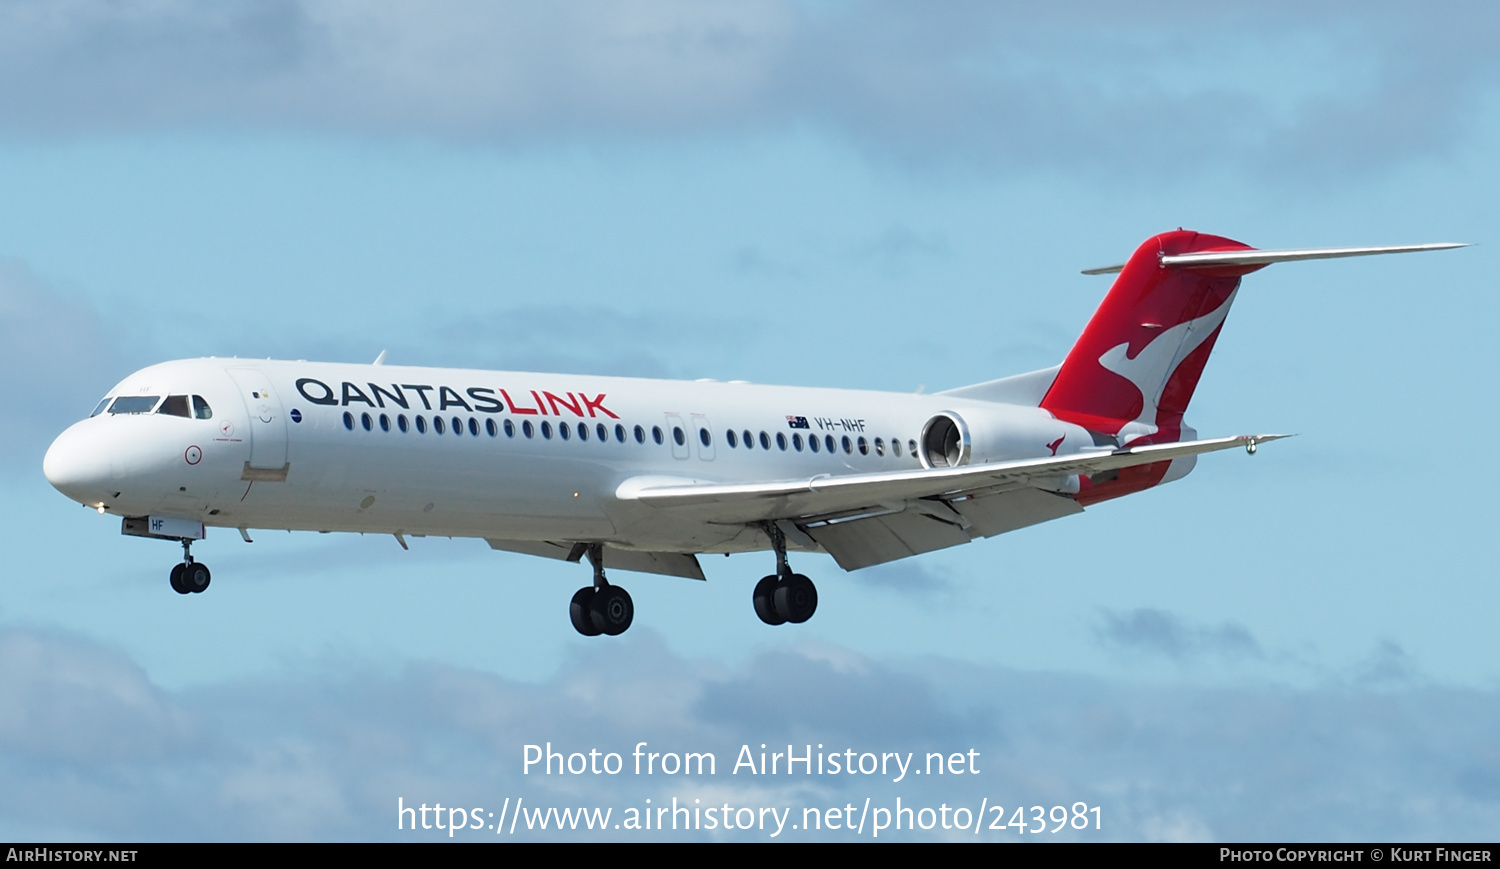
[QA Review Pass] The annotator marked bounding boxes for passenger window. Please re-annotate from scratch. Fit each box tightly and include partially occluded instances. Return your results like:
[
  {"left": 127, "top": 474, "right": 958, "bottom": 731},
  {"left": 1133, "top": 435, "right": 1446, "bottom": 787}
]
[
  {"left": 523, "top": 420, "right": 535, "bottom": 438},
  {"left": 578, "top": 423, "right": 589, "bottom": 441},
  {"left": 399, "top": 414, "right": 409, "bottom": 433},
  {"left": 759, "top": 432, "right": 770, "bottom": 450},
  {"left": 559, "top": 422, "right": 571, "bottom": 441},
  {"left": 792, "top": 433, "right": 803, "bottom": 452},
  {"left": 452, "top": 416, "right": 464, "bottom": 436},
  {"left": 776, "top": 433, "right": 787, "bottom": 451},
  {"left": 541, "top": 421, "right": 552, "bottom": 439},
  {"left": 809, "top": 435, "right": 820, "bottom": 453},
  {"left": 652, "top": 426, "right": 664, "bottom": 445},
  {"left": 857, "top": 436, "right": 868, "bottom": 455},
  {"left": 486, "top": 419, "right": 498, "bottom": 437},
  {"left": 156, "top": 395, "right": 191, "bottom": 418},
  {"left": 874, "top": 438, "right": 884, "bottom": 456},
  {"left": 727, "top": 430, "right": 738, "bottom": 448},
  {"left": 192, "top": 396, "right": 213, "bottom": 419},
  {"left": 343, "top": 412, "right": 354, "bottom": 430},
  {"left": 742, "top": 430, "right": 752, "bottom": 449},
  {"left": 673, "top": 426, "right": 686, "bottom": 446},
  {"left": 416, "top": 415, "right": 427, "bottom": 434},
  {"left": 380, "top": 414, "right": 391, "bottom": 432},
  {"left": 891, "top": 438, "right": 901, "bottom": 457},
  {"left": 634, "top": 425, "right": 645, "bottom": 444},
  {"left": 908, "top": 439, "right": 917, "bottom": 455},
  {"left": 699, "top": 429, "right": 711, "bottom": 447},
  {"left": 504, "top": 419, "right": 516, "bottom": 438},
  {"left": 614, "top": 424, "right": 625, "bottom": 443},
  {"left": 362, "top": 413, "right": 373, "bottom": 431},
  {"left": 825, "top": 435, "right": 836, "bottom": 453},
  {"left": 599, "top": 423, "right": 610, "bottom": 442},
  {"left": 435, "top": 417, "right": 446, "bottom": 435},
  {"left": 468, "top": 418, "right": 479, "bottom": 437}
]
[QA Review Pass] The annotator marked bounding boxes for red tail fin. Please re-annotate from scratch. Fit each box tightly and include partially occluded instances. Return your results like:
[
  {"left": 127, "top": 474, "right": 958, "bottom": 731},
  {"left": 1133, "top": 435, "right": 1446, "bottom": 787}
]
[{"left": 1041, "top": 230, "right": 1260, "bottom": 445}]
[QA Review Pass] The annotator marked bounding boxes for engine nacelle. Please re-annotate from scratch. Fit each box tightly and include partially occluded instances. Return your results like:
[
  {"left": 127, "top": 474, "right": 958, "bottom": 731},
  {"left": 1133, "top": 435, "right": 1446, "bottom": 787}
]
[
  {"left": 918, "top": 411, "right": 971, "bottom": 469},
  {"left": 916, "top": 404, "right": 1097, "bottom": 482}
]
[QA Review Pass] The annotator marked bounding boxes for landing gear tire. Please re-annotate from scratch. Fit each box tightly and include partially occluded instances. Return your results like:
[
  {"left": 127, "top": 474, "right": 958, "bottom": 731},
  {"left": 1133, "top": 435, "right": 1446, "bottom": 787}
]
[
  {"left": 182, "top": 562, "right": 211, "bottom": 593},
  {"left": 570, "top": 587, "right": 602, "bottom": 637},
  {"left": 590, "top": 585, "right": 634, "bottom": 636},
  {"left": 774, "top": 573, "right": 817, "bottom": 624},
  {"left": 169, "top": 563, "right": 191, "bottom": 595},
  {"left": 753, "top": 575, "right": 787, "bottom": 626}
]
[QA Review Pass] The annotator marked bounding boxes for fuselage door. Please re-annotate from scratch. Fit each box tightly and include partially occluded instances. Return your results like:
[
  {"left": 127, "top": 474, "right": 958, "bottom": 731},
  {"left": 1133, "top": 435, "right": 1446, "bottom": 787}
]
[
  {"left": 226, "top": 367, "right": 289, "bottom": 472},
  {"left": 664, "top": 413, "right": 690, "bottom": 460},
  {"left": 691, "top": 413, "right": 715, "bottom": 462}
]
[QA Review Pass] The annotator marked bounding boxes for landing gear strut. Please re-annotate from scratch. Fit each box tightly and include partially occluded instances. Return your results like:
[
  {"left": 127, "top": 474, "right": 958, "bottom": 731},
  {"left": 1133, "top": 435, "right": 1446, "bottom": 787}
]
[
  {"left": 169, "top": 538, "right": 211, "bottom": 595},
  {"left": 753, "top": 523, "right": 817, "bottom": 626},
  {"left": 569, "top": 544, "right": 634, "bottom": 637}
]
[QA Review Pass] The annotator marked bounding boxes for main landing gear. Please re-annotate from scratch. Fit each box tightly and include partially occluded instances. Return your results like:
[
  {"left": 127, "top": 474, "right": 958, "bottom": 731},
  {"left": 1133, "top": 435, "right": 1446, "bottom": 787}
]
[
  {"left": 564, "top": 530, "right": 818, "bottom": 635},
  {"left": 569, "top": 544, "right": 634, "bottom": 637},
  {"left": 753, "top": 523, "right": 817, "bottom": 626},
  {"left": 168, "top": 538, "right": 211, "bottom": 595}
]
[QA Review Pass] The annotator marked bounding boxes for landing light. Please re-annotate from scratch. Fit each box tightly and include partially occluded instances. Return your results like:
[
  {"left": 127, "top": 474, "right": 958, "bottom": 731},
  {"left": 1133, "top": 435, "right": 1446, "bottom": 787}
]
[{"left": 95, "top": 504, "right": 106, "bottom": 514}]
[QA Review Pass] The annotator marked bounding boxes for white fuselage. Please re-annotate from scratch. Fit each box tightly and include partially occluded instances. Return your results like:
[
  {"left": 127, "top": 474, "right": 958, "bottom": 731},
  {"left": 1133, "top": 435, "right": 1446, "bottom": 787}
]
[{"left": 44, "top": 358, "right": 1090, "bottom": 556}]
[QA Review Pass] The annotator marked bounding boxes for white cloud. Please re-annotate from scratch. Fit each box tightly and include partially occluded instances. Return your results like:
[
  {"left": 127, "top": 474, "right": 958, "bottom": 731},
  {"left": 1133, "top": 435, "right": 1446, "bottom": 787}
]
[
  {"left": 1095, "top": 607, "right": 1264, "bottom": 663},
  {"left": 2, "top": 624, "right": 1499, "bottom": 841},
  {"left": 0, "top": 1, "right": 1496, "bottom": 177},
  {"left": 0, "top": 261, "right": 135, "bottom": 471}
]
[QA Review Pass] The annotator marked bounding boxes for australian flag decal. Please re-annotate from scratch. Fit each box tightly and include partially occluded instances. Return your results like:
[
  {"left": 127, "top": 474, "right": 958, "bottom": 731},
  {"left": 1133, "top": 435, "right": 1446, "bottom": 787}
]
[{"left": 786, "top": 415, "right": 810, "bottom": 429}]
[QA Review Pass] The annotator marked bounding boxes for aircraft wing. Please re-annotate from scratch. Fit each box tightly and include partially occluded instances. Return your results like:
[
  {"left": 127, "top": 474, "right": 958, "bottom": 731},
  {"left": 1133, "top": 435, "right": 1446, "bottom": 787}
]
[{"left": 618, "top": 434, "right": 1286, "bottom": 569}]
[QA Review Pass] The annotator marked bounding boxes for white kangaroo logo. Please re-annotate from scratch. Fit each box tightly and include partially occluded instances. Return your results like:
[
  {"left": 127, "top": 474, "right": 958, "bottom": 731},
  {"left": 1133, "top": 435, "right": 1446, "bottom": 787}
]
[{"left": 1096, "top": 289, "right": 1237, "bottom": 438}]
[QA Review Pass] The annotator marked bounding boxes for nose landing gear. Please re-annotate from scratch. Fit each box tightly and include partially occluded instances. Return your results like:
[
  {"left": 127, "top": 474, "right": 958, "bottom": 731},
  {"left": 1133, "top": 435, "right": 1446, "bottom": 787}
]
[{"left": 168, "top": 538, "right": 211, "bottom": 595}]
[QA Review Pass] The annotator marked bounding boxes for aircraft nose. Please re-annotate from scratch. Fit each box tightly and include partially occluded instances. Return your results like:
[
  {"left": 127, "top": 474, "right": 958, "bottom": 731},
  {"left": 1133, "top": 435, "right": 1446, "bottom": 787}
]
[{"left": 43, "top": 422, "right": 114, "bottom": 502}]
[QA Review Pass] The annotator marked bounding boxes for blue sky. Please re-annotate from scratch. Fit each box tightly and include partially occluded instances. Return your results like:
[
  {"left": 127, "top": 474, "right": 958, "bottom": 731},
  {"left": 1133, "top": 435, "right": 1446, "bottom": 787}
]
[{"left": 2, "top": 0, "right": 1498, "bottom": 841}]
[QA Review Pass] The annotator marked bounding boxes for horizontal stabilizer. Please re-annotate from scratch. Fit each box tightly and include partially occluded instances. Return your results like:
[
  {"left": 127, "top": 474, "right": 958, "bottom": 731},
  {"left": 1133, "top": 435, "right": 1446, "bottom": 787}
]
[{"left": 1083, "top": 242, "right": 1465, "bottom": 275}]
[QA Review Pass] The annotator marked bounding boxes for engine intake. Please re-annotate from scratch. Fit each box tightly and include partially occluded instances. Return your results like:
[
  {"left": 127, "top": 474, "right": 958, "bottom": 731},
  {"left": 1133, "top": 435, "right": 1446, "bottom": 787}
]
[{"left": 919, "top": 411, "right": 971, "bottom": 469}]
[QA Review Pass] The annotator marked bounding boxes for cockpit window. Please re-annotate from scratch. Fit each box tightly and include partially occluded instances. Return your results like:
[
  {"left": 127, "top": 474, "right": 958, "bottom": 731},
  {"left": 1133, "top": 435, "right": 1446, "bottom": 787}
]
[
  {"left": 108, "top": 396, "right": 160, "bottom": 415},
  {"left": 90, "top": 398, "right": 111, "bottom": 418},
  {"left": 150, "top": 395, "right": 212, "bottom": 419}
]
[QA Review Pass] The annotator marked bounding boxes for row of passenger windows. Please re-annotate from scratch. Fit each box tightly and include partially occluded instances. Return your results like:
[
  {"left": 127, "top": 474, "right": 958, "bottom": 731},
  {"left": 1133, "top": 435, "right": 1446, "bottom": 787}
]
[
  {"left": 338, "top": 411, "right": 916, "bottom": 459},
  {"left": 724, "top": 428, "right": 917, "bottom": 458},
  {"left": 92, "top": 394, "right": 214, "bottom": 419},
  {"left": 343, "top": 411, "right": 643, "bottom": 442}
]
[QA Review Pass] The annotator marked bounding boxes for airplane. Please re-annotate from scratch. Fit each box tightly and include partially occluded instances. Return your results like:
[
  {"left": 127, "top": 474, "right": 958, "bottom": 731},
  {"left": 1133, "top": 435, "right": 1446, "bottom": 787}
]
[{"left": 42, "top": 230, "right": 1464, "bottom": 637}]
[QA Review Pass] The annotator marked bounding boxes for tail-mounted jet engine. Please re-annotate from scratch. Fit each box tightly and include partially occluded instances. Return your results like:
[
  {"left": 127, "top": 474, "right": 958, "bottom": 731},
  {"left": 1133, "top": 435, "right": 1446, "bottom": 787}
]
[{"left": 918, "top": 411, "right": 971, "bottom": 469}]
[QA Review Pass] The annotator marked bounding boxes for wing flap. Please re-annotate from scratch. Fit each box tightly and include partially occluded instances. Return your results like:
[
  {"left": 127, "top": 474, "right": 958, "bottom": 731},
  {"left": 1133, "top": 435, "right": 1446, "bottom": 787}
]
[
  {"left": 807, "top": 508, "right": 972, "bottom": 570},
  {"left": 485, "top": 538, "right": 706, "bottom": 580},
  {"left": 800, "top": 487, "right": 1084, "bottom": 570}
]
